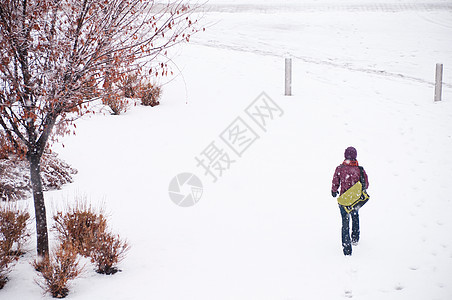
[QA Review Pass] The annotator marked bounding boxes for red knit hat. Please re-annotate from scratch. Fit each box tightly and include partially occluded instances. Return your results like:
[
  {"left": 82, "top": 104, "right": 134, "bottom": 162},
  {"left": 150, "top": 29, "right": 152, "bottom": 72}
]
[{"left": 344, "top": 147, "right": 357, "bottom": 160}]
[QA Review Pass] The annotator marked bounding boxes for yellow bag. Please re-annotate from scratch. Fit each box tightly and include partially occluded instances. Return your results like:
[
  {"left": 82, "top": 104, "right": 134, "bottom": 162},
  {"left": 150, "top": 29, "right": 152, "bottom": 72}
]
[
  {"left": 337, "top": 178, "right": 370, "bottom": 213},
  {"left": 337, "top": 181, "right": 363, "bottom": 207},
  {"left": 337, "top": 167, "right": 370, "bottom": 213}
]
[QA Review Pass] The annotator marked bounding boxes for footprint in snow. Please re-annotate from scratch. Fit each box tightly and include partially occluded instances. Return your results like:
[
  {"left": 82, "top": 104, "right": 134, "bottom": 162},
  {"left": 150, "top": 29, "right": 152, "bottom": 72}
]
[
  {"left": 394, "top": 284, "right": 404, "bottom": 291},
  {"left": 344, "top": 290, "right": 353, "bottom": 298}
]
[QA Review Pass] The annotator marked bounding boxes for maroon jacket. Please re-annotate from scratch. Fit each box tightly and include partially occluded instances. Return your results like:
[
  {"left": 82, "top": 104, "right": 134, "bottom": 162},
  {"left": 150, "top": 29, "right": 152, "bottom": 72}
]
[{"left": 332, "top": 161, "right": 369, "bottom": 196}]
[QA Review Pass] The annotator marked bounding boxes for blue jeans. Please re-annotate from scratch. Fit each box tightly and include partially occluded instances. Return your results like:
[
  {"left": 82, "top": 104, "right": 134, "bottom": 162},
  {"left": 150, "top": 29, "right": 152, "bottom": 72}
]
[{"left": 339, "top": 205, "right": 360, "bottom": 255}]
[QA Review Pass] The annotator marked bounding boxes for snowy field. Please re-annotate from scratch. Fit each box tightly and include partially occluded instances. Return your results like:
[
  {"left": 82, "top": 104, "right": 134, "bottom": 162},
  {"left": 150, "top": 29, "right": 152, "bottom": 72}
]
[{"left": 3, "top": 1, "right": 452, "bottom": 299}]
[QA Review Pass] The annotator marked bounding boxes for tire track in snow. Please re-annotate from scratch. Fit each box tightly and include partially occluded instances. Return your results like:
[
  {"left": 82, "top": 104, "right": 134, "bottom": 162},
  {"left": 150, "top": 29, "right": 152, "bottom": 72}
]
[
  {"left": 193, "top": 40, "right": 452, "bottom": 88},
  {"left": 415, "top": 10, "right": 452, "bottom": 29}
]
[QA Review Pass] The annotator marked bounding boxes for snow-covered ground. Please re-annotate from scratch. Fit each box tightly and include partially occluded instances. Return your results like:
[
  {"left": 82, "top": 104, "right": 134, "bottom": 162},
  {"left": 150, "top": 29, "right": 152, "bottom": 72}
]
[{"left": 3, "top": 1, "right": 452, "bottom": 299}]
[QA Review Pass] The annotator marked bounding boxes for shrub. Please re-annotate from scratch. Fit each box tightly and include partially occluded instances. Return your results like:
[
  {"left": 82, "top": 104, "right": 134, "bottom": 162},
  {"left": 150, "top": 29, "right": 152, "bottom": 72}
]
[
  {"left": 0, "top": 249, "right": 15, "bottom": 289},
  {"left": 0, "top": 203, "right": 30, "bottom": 289},
  {"left": 119, "top": 72, "right": 140, "bottom": 98},
  {"left": 0, "top": 204, "right": 30, "bottom": 255},
  {"left": 52, "top": 202, "right": 107, "bottom": 257},
  {"left": 53, "top": 200, "right": 129, "bottom": 275},
  {"left": 139, "top": 82, "right": 161, "bottom": 107},
  {"left": 102, "top": 94, "right": 130, "bottom": 115},
  {"left": 41, "top": 152, "right": 78, "bottom": 190},
  {"left": 33, "top": 243, "right": 82, "bottom": 298},
  {"left": 90, "top": 231, "right": 129, "bottom": 275},
  {"left": 109, "top": 74, "right": 161, "bottom": 110},
  {"left": 0, "top": 152, "right": 77, "bottom": 201}
]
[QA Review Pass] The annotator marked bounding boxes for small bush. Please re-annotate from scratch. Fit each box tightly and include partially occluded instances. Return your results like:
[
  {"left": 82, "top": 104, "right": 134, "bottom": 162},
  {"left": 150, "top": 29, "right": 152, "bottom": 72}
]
[
  {"left": 90, "top": 231, "right": 129, "bottom": 275},
  {"left": 1, "top": 151, "right": 77, "bottom": 201},
  {"left": 0, "top": 249, "right": 15, "bottom": 289},
  {"left": 108, "top": 74, "right": 161, "bottom": 110},
  {"left": 0, "top": 203, "right": 30, "bottom": 289},
  {"left": 53, "top": 202, "right": 107, "bottom": 257},
  {"left": 102, "top": 94, "right": 130, "bottom": 115},
  {"left": 119, "top": 73, "right": 140, "bottom": 98},
  {"left": 140, "top": 82, "right": 161, "bottom": 107},
  {"left": 40, "top": 152, "right": 78, "bottom": 190},
  {"left": 0, "top": 204, "right": 30, "bottom": 255},
  {"left": 53, "top": 200, "right": 129, "bottom": 275},
  {"left": 33, "top": 243, "right": 82, "bottom": 298}
]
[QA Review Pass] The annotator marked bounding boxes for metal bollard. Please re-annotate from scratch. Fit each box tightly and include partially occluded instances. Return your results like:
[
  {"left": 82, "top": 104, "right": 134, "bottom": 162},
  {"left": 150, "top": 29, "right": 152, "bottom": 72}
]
[
  {"left": 434, "top": 63, "right": 443, "bottom": 102},
  {"left": 285, "top": 58, "right": 292, "bottom": 96}
]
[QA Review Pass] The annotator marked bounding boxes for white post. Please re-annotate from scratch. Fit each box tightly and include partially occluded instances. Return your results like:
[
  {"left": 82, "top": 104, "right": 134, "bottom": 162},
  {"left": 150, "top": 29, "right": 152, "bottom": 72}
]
[
  {"left": 285, "top": 58, "right": 292, "bottom": 96},
  {"left": 434, "top": 63, "right": 443, "bottom": 102}
]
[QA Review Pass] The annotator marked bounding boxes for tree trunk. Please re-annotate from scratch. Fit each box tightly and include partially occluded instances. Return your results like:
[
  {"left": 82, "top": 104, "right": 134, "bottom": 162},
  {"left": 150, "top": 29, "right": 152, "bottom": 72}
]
[{"left": 29, "top": 152, "right": 49, "bottom": 258}]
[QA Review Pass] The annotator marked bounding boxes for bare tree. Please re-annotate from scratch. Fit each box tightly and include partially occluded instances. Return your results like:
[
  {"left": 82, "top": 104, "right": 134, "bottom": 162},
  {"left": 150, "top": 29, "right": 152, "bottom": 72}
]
[{"left": 0, "top": 0, "right": 202, "bottom": 258}]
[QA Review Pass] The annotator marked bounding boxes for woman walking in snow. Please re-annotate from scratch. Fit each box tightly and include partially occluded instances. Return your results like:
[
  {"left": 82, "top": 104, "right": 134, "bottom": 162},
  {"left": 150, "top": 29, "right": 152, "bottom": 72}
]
[{"left": 331, "top": 147, "right": 369, "bottom": 256}]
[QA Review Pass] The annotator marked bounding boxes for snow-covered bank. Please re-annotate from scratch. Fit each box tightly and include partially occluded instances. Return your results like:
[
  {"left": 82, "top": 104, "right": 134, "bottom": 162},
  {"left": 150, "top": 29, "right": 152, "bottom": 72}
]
[
  {"left": 3, "top": 3, "right": 452, "bottom": 300},
  {"left": 195, "top": 10, "right": 452, "bottom": 88},
  {"left": 201, "top": 1, "right": 452, "bottom": 13}
]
